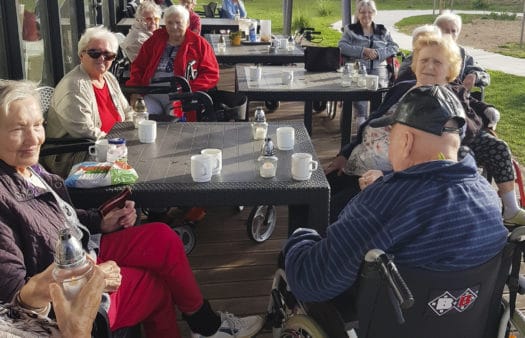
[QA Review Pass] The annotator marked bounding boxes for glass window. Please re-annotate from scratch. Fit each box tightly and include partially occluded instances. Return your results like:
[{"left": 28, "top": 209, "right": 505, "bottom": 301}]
[
  {"left": 59, "top": 0, "right": 80, "bottom": 74},
  {"left": 84, "top": 0, "right": 97, "bottom": 27},
  {"left": 0, "top": 7, "right": 8, "bottom": 78},
  {"left": 17, "top": 0, "right": 53, "bottom": 85}
]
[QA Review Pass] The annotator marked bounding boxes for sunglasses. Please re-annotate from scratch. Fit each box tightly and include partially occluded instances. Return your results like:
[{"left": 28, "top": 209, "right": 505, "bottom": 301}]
[{"left": 84, "top": 49, "right": 117, "bottom": 61}]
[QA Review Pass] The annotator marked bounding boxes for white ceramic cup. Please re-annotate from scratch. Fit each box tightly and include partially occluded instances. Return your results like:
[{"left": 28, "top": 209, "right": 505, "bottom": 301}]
[
  {"left": 138, "top": 120, "right": 157, "bottom": 143},
  {"left": 291, "top": 153, "right": 319, "bottom": 181},
  {"left": 217, "top": 42, "right": 226, "bottom": 53},
  {"left": 201, "top": 148, "right": 222, "bottom": 175},
  {"left": 249, "top": 65, "right": 262, "bottom": 82},
  {"left": 366, "top": 75, "right": 379, "bottom": 91},
  {"left": 279, "top": 38, "right": 288, "bottom": 49},
  {"left": 282, "top": 70, "right": 294, "bottom": 85},
  {"left": 191, "top": 154, "right": 213, "bottom": 182},
  {"left": 88, "top": 139, "right": 108, "bottom": 162},
  {"left": 276, "top": 126, "right": 295, "bottom": 151}
]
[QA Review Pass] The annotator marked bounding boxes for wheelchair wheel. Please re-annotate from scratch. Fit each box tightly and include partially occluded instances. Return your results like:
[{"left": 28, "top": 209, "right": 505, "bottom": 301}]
[
  {"left": 265, "top": 100, "right": 280, "bottom": 112},
  {"left": 172, "top": 223, "right": 196, "bottom": 254},
  {"left": 246, "top": 205, "right": 277, "bottom": 243},
  {"left": 280, "top": 315, "right": 328, "bottom": 338},
  {"left": 313, "top": 101, "right": 327, "bottom": 113}
]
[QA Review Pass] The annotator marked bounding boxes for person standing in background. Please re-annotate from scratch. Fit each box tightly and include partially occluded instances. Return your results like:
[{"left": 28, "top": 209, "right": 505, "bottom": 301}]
[{"left": 221, "top": 0, "right": 247, "bottom": 19}]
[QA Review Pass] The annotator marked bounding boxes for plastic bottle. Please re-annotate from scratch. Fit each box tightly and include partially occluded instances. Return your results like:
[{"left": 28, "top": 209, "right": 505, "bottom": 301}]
[
  {"left": 53, "top": 228, "right": 94, "bottom": 300},
  {"left": 133, "top": 96, "right": 148, "bottom": 129},
  {"left": 106, "top": 138, "right": 128, "bottom": 163},
  {"left": 249, "top": 20, "right": 257, "bottom": 42}
]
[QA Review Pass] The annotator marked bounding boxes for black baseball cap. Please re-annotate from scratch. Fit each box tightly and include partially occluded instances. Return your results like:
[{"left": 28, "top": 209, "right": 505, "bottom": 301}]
[{"left": 369, "top": 85, "right": 466, "bottom": 136}]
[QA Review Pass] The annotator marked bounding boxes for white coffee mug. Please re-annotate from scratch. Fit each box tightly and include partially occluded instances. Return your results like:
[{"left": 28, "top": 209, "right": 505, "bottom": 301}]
[
  {"left": 291, "top": 153, "right": 318, "bottom": 181},
  {"left": 191, "top": 154, "right": 213, "bottom": 182},
  {"left": 366, "top": 75, "right": 379, "bottom": 91},
  {"left": 279, "top": 38, "right": 288, "bottom": 49},
  {"left": 88, "top": 139, "right": 108, "bottom": 162},
  {"left": 138, "top": 120, "right": 157, "bottom": 143},
  {"left": 276, "top": 126, "right": 295, "bottom": 151},
  {"left": 201, "top": 148, "right": 222, "bottom": 175},
  {"left": 282, "top": 70, "right": 294, "bottom": 85},
  {"left": 249, "top": 65, "right": 262, "bottom": 82}
]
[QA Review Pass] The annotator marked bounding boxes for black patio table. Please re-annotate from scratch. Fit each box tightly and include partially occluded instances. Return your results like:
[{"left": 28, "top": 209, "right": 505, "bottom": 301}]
[
  {"left": 205, "top": 34, "right": 304, "bottom": 64},
  {"left": 235, "top": 64, "right": 384, "bottom": 147},
  {"left": 68, "top": 121, "right": 330, "bottom": 235},
  {"left": 115, "top": 18, "right": 239, "bottom": 34}
]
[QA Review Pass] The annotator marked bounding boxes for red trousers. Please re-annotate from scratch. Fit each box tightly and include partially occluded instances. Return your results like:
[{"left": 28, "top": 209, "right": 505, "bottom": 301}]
[{"left": 97, "top": 222, "right": 203, "bottom": 337}]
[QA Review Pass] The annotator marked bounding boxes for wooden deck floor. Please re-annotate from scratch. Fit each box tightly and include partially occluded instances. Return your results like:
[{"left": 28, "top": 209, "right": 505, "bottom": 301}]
[{"left": 175, "top": 66, "right": 525, "bottom": 337}]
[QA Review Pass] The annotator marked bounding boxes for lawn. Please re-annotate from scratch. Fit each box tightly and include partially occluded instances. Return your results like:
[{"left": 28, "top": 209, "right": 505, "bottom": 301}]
[{"left": 243, "top": 0, "right": 525, "bottom": 162}]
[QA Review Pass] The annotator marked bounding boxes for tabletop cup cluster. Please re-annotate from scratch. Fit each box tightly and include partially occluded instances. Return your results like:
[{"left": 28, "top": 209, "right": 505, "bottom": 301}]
[
  {"left": 251, "top": 107, "right": 317, "bottom": 180},
  {"left": 341, "top": 61, "right": 379, "bottom": 91},
  {"left": 191, "top": 148, "right": 222, "bottom": 182}
]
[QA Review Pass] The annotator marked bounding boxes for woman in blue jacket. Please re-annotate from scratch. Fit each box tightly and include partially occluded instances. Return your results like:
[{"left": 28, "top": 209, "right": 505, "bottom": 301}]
[{"left": 338, "top": 0, "right": 398, "bottom": 126}]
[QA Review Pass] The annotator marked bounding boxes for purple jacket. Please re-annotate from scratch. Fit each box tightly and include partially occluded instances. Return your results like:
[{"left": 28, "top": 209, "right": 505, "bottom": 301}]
[{"left": 0, "top": 160, "right": 101, "bottom": 302}]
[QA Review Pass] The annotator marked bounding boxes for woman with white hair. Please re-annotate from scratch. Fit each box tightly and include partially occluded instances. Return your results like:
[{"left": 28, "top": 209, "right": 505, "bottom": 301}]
[
  {"left": 338, "top": 0, "right": 399, "bottom": 126},
  {"left": 121, "top": 1, "right": 162, "bottom": 61},
  {"left": 45, "top": 26, "right": 133, "bottom": 177},
  {"left": 127, "top": 4, "right": 219, "bottom": 119},
  {"left": 397, "top": 11, "right": 489, "bottom": 90}
]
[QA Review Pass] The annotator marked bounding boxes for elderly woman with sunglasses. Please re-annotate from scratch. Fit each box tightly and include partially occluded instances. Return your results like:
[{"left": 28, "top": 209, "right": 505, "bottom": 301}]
[
  {"left": 127, "top": 5, "right": 219, "bottom": 118},
  {"left": 45, "top": 26, "right": 132, "bottom": 177},
  {"left": 121, "top": 1, "right": 162, "bottom": 62}
]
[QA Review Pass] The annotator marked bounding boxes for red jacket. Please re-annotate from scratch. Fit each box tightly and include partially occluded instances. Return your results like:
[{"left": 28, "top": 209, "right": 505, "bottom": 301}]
[{"left": 127, "top": 28, "right": 219, "bottom": 92}]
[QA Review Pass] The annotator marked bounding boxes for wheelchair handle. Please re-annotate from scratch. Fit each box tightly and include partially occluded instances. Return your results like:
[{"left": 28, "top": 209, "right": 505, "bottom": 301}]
[{"left": 365, "top": 249, "right": 415, "bottom": 310}]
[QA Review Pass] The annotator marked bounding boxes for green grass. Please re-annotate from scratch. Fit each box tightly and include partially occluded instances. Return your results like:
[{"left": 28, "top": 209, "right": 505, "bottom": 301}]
[{"left": 243, "top": 0, "right": 525, "bottom": 163}]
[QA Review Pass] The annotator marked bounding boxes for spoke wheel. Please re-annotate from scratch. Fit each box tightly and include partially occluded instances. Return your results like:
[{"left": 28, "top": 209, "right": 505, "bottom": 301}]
[
  {"left": 172, "top": 224, "right": 196, "bottom": 254},
  {"left": 279, "top": 315, "right": 328, "bottom": 338},
  {"left": 247, "top": 205, "right": 277, "bottom": 243}
]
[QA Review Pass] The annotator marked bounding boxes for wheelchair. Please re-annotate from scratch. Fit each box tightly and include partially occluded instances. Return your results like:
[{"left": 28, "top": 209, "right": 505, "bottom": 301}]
[{"left": 266, "top": 226, "right": 525, "bottom": 338}]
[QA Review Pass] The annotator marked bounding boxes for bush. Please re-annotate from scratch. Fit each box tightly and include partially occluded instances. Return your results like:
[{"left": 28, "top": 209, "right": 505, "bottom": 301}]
[
  {"left": 317, "top": 0, "right": 332, "bottom": 16},
  {"left": 472, "top": 0, "right": 489, "bottom": 9},
  {"left": 292, "top": 13, "right": 311, "bottom": 32},
  {"left": 481, "top": 12, "right": 517, "bottom": 20}
]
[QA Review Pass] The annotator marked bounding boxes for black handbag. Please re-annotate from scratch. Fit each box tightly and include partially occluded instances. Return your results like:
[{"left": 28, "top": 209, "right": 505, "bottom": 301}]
[{"left": 304, "top": 46, "right": 341, "bottom": 72}]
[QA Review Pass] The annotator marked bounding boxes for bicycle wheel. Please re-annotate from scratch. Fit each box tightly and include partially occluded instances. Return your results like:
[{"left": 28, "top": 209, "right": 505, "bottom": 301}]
[
  {"left": 279, "top": 315, "right": 328, "bottom": 338},
  {"left": 246, "top": 205, "right": 277, "bottom": 243}
]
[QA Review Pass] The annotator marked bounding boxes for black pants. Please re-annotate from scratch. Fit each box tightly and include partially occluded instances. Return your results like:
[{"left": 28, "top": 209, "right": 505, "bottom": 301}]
[{"left": 326, "top": 171, "right": 362, "bottom": 223}]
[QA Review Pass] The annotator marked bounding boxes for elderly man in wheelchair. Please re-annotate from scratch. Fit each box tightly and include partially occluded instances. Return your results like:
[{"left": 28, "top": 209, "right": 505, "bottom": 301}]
[{"left": 266, "top": 86, "right": 525, "bottom": 338}]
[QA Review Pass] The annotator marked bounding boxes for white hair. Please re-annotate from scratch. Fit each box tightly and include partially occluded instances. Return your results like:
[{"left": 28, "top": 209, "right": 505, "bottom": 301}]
[
  {"left": 355, "top": 0, "right": 377, "bottom": 18},
  {"left": 77, "top": 26, "right": 118, "bottom": 57},
  {"left": 0, "top": 80, "right": 40, "bottom": 119},
  {"left": 434, "top": 11, "right": 462, "bottom": 35},
  {"left": 411, "top": 24, "right": 442, "bottom": 45},
  {"left": 164, "top": 4, "right": 190, "bottom": 24},
  {"left": 137, "top": 1, "right": 162, "bottom": 20}
]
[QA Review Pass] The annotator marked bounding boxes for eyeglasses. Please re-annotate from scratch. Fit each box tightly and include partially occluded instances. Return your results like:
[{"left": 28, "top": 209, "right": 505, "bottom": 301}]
[{"left": 84, "top": 49, "right": 117, "bottom": 61}]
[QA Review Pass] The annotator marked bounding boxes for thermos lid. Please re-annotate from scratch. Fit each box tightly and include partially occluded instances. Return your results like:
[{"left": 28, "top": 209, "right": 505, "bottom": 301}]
[
  {"left": 261, "top": 137, "right": 275, "bottom": 156},
  {"left": 108, "top": 137, "right": 126, "bottom": 145}
]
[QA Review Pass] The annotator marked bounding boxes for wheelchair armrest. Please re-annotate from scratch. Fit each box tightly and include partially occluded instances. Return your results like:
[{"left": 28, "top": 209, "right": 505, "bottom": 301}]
[
  {"left": 509, "top": 226, "right": 525, "bottom": 243},
  {"left": 122, "top": 76, "right": 192, "bottom": 96},
  {"left": 169, "top": 91, "right": 216, "bottom": 122},
  {"left": 518, "top": 275, "right": 525, "bottom": 295}
]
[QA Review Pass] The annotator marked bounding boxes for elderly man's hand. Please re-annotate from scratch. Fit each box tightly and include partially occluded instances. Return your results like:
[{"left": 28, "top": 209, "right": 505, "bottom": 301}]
[
  {"left": 100, "top": 200, "right": 137, "bottom": 233},
  {"left": 462, "top": 73, "right": 477, "bottom": 91},
  {"left": 358, "top": 170, "right": 384, "bottom": 190},
  {"left": 324, "top": 155, "right": 347, "bottom": 176},
  {"left": 50, "top": 266, "right": 105, "bottom": 338}
]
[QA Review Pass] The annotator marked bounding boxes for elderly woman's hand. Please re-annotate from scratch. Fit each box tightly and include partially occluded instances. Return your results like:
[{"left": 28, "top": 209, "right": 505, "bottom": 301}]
[
  {"left": 97, "top": 260, "right": 122, "bottom": 292},
  {"left": 363, "top": 47, "right": 378, "bottom": 60},
  {"left": 18, "top": 263, "right": 56, "bottom": 311},
  {"left": 358, "top": 169, "right": 384, "bottom": 190},
  {"left": 50, "top": 265, "right": 105, "bottom": 338},
  {"left": 324, "top": 155, "right": 347, "bottom": 176},
  {"left": 100, "top": 200, "right": 137, "bottom": 233},
  {"left": 462, "top": 73, "right": 476, "bottom": 91}
]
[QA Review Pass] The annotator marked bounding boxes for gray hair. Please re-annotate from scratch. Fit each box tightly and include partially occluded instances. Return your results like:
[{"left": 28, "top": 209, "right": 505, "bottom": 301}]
[
  {"left": 137, "top": 1, "right": 162, "bottom": 20},
  {"left": 0, "top": 80, "right": 40, "bottom": 120},
  {"left": 164, "top": 4, "right": 190, "bottom": 24},
  {"left": 434, "top": 11, "right": 462, "bottom": 35},
  {"left": 355, "top": 0, "right": 377, "bottom": 18},
  {"left": 411, "top": 24, "right": 442, "bottom": 45},
  {"left": 77, "top": 26, "right": 119, "bottom": 57}
]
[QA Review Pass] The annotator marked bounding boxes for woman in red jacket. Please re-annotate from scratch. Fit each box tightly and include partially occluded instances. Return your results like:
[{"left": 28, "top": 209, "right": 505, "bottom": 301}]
[{"left": 127, "top": 4, "right": 219, "bottom": 120}]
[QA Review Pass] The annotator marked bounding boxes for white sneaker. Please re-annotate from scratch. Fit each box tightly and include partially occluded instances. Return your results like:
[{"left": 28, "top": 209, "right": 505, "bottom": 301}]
[{"left": 192, "top": 312, "right": 264, "bottom": 338}]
